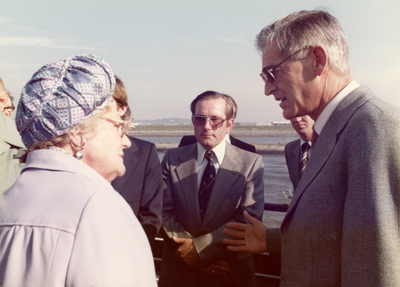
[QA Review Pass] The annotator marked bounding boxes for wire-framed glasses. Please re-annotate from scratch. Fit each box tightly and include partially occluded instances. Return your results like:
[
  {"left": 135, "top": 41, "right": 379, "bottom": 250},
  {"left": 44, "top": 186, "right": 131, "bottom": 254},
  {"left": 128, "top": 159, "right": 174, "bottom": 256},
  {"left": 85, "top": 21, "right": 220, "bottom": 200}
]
[
  {"left": 260, "top": 46, "right": 313, "bottom": 84},
  {"left": 100, "top": 116, "right": 131, "bottom": 137}
]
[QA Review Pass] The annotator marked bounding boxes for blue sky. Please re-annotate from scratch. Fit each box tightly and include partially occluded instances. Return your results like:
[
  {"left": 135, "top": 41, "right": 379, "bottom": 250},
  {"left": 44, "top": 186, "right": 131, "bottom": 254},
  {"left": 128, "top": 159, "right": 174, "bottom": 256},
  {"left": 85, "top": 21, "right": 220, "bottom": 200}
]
[{"left": 1, "top": 0, "right": 399, "bottom": 123}]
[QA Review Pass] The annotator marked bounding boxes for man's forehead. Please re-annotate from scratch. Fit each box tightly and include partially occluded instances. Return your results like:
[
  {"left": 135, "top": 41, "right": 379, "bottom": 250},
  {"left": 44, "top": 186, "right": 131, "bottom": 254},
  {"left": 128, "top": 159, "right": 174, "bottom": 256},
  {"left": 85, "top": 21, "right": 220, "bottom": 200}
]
[
  {"left": 1, "top": 91, "right": 11, "bottom": 101},
  {"left": 261, "top": 42, "right": 283, "bottom": 69},
  {"left": 196, "top": 98, "right": 225, "bottom": 108},
  {"left": 195, "top": 98, "right": 227, "bottom": 115}
]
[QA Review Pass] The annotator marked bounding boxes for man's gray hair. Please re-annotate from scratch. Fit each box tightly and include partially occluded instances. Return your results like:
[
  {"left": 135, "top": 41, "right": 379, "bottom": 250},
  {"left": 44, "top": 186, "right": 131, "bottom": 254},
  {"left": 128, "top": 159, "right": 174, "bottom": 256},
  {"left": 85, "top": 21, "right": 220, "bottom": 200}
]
[{"left": 255, "top": 10, "right": 350, "bottom": 74}]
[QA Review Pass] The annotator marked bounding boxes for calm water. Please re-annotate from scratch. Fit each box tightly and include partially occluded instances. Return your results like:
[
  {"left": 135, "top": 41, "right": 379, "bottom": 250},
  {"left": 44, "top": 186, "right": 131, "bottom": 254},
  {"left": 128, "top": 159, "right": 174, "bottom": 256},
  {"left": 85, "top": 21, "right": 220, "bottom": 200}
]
[
  {"left": 139, "top": 136, "right": 297, "bottom": 145},
  {"left": 137, "top": 136, "right": 295, "bottom": 227}
]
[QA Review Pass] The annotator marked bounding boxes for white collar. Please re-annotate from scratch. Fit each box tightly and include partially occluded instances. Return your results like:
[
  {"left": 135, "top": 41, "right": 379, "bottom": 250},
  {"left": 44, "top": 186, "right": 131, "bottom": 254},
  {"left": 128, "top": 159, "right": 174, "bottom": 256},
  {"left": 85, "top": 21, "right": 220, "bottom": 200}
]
[
  {"left": 196, "top": 139, "right": 226, "bottom": 165},
  {"left": 300, "top": 138, "right": 312, "bottom": 146},
  {"left": 314, "top": 80, "right": 359, "bottom": 135},
  {"left": 224, "top": 133, "right": 231, "bottom": 143}
]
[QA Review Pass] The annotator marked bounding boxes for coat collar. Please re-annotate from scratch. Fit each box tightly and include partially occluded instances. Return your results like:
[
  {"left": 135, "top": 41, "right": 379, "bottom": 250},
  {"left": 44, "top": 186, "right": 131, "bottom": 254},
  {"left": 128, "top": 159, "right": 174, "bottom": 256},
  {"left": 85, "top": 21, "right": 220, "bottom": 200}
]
[
  {"left": 23, "top": 149, "right": 111, "bottom": 189},
  {"left": 283, "top": 86, "right": 375, "bottom": 226}
]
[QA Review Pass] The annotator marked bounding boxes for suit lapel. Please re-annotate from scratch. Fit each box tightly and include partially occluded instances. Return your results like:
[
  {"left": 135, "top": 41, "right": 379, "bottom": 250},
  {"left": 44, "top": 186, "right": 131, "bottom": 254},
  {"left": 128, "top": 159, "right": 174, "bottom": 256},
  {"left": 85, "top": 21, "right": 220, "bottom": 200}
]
[
  {"left": 290, "top": 139, "right": 301, "bottom": 188},
  {"left": 283, "top": 86, "right": 375, "bottom": 226},
  {"left": 202, "top": 144, "right": 240, "bottom": 227},
  {"left": 125, "top": 137, "right": 139, "bottom": 175},
  {"left": 175, "top": 144, "right": 202, "bottom": 228}
]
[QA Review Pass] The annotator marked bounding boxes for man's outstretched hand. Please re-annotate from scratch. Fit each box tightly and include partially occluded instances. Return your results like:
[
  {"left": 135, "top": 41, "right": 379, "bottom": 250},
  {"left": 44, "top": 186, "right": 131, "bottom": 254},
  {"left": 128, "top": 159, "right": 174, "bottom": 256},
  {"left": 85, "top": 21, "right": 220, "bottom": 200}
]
[{"left": 223, "top": 210, "right": 268, "bottom": 253}]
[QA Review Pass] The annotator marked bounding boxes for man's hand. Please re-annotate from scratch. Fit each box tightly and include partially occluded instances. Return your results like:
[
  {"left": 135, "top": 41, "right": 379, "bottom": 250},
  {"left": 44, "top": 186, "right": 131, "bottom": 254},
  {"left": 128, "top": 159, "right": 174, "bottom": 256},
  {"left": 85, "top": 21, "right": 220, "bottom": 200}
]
[
  {"left": 223, "top": 210, "right": 268, "bottom": 253},
  {"left": 197, "top": 259, "right": 230, "bottom": 276},
  {"left": 172, "top": 237, "right": 200, "bottom": 266}
]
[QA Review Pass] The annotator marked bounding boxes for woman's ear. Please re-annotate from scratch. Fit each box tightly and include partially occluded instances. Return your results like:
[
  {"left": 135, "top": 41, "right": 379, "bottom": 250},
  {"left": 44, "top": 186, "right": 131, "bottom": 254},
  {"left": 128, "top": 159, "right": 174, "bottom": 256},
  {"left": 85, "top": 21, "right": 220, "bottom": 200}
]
[
  {"left": 69, "top": 130, "right": 82, "bottom": 147},
  {"left": 68, "top": 129, "right": 86, "bottom": 160}
]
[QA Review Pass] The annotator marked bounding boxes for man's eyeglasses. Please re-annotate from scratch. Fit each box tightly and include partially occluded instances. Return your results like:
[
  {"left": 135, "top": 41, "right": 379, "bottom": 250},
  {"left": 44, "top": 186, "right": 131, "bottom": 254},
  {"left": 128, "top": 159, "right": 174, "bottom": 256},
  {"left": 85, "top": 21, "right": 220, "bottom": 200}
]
[
  {"left": 260, "top": 46, "right": 313, "bottom": 84},
  {"left": 100, "top": 116, "right": 131, "bottom": 137},
  {"left": 1, "top": 105, "right": 15, "bottom": 113},
  {"left": 193, "top": 115, "right": 226, "bottom": 129}
]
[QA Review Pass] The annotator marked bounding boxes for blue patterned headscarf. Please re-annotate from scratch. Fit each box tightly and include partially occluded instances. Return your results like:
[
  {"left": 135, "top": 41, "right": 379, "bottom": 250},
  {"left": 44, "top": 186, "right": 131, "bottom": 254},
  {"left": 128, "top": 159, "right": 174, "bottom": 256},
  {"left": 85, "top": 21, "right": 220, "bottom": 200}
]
[{"left": 16, "top": 54, "right": 115, "bottom": 148}]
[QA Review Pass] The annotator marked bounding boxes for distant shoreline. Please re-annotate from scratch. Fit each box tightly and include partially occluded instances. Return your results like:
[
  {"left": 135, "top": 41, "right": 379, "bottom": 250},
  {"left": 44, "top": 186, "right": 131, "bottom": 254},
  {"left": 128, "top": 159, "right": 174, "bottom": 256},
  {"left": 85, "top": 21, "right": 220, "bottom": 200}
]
[
  {"left": 128, "top": 131, "right": 296, "bottom": 154},
  {"left": 129, "top": 130, "right": 297, "bottom": 138},
  {"left": 153, "top": 143, "right": 286, "bottom": 154}
]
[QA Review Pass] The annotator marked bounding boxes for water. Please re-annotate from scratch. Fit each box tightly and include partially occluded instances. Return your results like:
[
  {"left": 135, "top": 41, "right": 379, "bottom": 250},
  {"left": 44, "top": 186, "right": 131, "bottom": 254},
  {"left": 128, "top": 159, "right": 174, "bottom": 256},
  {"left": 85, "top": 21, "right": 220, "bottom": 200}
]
[
  {"left": 137, "top": 136, "right": 294, "bottom": 228},
  {"left": 139, "top": 136, "right": 297, "bottom": 145}
]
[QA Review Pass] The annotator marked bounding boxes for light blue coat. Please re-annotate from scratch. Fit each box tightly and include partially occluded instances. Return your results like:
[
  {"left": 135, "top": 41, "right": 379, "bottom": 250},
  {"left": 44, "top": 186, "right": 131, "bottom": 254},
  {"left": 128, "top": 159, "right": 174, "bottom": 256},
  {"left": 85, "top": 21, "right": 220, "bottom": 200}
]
[{"left": 0, "top": 150, "right": 157, "bottom": 287}]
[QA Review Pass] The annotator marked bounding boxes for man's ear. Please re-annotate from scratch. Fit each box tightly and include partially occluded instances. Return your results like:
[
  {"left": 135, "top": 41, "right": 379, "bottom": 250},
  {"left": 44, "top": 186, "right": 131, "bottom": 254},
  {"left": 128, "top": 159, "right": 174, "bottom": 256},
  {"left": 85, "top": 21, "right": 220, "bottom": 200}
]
[
  {"left": 118, "top": 105, "right": 128, "bottom": 117},
  {"left": 118, "top": 106, "right": 128, "bottom": 117},
  {"left": 227, "top": 118, "right": 235, "bottom": 132},
  {"left": 310, "top": 46, "right": 328, "bottom": 76}
]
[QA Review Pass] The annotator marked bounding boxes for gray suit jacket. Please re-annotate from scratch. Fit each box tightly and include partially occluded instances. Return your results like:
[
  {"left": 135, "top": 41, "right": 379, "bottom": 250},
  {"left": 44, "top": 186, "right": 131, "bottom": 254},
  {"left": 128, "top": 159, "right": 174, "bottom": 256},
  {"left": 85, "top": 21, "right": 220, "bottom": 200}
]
[
  {"left": 0, "top": 113, "right": 25, "bottom": 194},
  {"left": 159, "top": 143, "right": 264, "bottom": 287},
  {"left": 268, "top": 86, "right": 400, "bottom": 286},
  {"left": 284, "top": 139, "right": 301, "bottom": 190}
]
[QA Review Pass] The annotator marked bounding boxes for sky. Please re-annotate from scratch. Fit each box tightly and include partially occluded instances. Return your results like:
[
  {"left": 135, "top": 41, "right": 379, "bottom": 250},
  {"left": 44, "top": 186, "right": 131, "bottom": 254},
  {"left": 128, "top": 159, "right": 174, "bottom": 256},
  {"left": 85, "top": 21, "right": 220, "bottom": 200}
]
[{"left": 1, "top": 0, "right": 399, "bottom": 123}]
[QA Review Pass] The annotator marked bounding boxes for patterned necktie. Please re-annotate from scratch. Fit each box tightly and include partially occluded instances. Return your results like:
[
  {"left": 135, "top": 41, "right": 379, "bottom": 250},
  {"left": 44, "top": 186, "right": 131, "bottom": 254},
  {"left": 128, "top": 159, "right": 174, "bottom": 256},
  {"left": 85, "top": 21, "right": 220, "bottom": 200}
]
[
  {"left": 300, "top": 142, "right": 310, "bottom": 177},
  {"left": 199, "top": 150, "right": 216, "bottom": 220}
]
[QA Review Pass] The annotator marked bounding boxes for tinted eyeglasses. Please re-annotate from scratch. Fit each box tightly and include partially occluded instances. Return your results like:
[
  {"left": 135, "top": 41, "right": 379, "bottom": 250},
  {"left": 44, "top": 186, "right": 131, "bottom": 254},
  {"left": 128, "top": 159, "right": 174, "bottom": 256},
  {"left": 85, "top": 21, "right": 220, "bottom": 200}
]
[
  {"left": 260, "top": 46, "right": 313, "bottom": 84},
  {"left": 2, "top": 105, "right": 15, "bottom": 113},
  {"left": 100, "top": 116, "right": 131, "bottom": 137},
  {"left": 193, "top": 115, "right": 226, "bottom": 129}
]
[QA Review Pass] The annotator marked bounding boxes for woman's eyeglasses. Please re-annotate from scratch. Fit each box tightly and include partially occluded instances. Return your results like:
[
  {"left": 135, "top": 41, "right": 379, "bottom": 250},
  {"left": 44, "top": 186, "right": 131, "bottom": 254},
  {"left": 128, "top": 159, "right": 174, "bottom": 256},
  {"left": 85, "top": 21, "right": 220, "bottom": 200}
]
[{"left": 100, "top": 116, "right": 131, "bottom": 137}]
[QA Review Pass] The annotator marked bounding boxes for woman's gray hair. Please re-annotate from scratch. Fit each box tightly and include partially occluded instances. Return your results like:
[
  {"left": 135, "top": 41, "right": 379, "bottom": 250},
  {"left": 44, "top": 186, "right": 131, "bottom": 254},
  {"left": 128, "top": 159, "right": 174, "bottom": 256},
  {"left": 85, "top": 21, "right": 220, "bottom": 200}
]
[
  {"left": 29, "top": 104, "right": 112, "bottom": 152},
  {"left": 255, "top": 10, "right": 350, "bottom": 75}
]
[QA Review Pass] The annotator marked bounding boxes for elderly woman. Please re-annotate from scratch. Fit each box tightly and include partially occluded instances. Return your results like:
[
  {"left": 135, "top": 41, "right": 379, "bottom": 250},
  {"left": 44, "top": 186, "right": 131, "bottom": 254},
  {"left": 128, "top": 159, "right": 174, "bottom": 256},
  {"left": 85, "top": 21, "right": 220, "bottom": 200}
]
[{"left": 0, "top": 55, "right": 157, "bottom": 287}]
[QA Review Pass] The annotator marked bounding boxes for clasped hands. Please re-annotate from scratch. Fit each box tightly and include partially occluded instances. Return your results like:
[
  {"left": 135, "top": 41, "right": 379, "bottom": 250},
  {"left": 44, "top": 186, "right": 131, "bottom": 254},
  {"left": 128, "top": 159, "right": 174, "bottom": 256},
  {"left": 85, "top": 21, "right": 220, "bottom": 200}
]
[
  {"left": 172, "top": 237, "right": 230, "bottom": 276},
  {"left": 172, "top": 211, "right": 267, "bottom": 276}
]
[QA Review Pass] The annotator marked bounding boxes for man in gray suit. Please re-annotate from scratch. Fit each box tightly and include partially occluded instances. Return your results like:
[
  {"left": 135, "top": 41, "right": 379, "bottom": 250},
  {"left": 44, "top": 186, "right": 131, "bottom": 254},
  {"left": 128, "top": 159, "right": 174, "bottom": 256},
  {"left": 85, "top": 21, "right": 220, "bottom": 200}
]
[
  {"left": 285, "top": 115, "right": 314, "bottom": 191},
  {"left": 223, "top": 10, "right": 399, "bottom": 286},
  {"left": 159, "top": 91, "right": 264, "bottom": 287},
  {"left": 0, "top": 78, "right": 25, "bottom": 194}
]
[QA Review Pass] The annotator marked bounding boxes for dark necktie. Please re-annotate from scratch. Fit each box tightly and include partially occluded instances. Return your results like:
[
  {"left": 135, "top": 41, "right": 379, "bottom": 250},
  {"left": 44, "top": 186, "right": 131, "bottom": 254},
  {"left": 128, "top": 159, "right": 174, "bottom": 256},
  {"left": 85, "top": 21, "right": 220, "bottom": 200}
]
[
  {"left": 199, "top": 151, "right": 216, "bottom": 220},
  {"left": 300, "top": 142, "right": 310, "bottom": 177}
]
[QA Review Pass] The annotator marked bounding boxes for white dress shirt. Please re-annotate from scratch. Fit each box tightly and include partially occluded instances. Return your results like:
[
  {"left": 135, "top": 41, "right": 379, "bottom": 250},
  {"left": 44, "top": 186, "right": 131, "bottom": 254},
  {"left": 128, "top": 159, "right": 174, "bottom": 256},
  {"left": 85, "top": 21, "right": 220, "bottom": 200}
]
[
  {"left": 314, "top": 80, "right": 360, "bottom": 135},
  {"left": 196, "top": 139, "right": 226, "bottom": 189}
]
